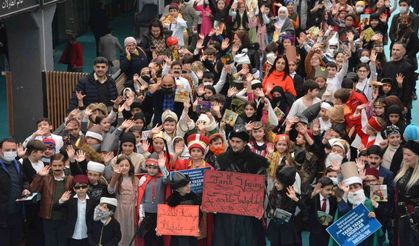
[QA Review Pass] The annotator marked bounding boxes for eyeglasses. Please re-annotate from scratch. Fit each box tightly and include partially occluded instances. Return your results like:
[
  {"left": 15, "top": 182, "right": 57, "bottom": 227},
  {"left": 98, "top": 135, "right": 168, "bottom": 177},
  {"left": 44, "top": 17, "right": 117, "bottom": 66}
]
[{"left": 74, "top": 184, "right": 88, "bottom": 190}]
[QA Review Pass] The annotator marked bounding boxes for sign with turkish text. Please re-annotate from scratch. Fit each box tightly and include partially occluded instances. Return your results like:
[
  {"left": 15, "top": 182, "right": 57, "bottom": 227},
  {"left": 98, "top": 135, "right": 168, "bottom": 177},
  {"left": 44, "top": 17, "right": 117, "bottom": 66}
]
[
  {"left": 326, "top": 204, "right": 382, "bottom": 246},
  {"left": 201, "top": 170, "right": 265, "bottom": 218},
  {"left": 156, "top": 204, "right": 200, "bottom": 236}
]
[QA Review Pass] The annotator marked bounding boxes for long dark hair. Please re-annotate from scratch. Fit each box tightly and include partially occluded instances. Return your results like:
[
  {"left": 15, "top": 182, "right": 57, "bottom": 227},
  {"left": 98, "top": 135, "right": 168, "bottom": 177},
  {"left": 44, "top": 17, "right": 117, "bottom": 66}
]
[
  {"left": 267, "top": 54, "right": 290, "bottom": 80},
  {"left": 148, "top": 18, "right": 164, "bottom": 39},
  {"left": 115, "top": 156, "right": 135, "bottom": 195}
]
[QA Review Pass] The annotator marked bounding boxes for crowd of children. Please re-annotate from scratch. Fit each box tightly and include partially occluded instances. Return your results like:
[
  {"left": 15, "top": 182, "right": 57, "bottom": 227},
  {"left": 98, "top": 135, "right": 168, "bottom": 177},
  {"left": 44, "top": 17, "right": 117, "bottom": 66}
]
[{"left": 0, "top": 0, "right": 419, "bottom": 245}]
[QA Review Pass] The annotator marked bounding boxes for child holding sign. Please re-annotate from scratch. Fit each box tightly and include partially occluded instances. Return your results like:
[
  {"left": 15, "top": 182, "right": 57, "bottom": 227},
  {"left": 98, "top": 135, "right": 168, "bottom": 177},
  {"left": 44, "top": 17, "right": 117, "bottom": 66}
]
[
  {"left": 166, "top": 172, "right": 201, "bottom": 246},
  {"left": 137, "top": 153, "right": 169, "bottom": 246}
]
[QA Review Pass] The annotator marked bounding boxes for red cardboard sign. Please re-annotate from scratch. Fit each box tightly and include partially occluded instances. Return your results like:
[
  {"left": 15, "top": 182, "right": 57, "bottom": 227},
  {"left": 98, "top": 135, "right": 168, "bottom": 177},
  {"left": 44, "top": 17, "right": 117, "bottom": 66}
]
[
  {"left": 156, "top": 204, "right": 200, "bottom": 236},
  {"left": 201, "top": 170, "right": 265, "bottom": 217}
]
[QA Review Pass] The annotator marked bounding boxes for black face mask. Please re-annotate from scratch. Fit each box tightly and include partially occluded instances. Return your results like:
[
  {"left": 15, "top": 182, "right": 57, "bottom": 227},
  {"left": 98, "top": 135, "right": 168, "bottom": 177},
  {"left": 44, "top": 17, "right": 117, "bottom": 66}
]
[
  {"left": 399, "top": 24, "right": 408, "bottom": 29},
  {"left": 141, "top": 75, "right": 151, "bottom": 83},
  {"left": 161, "top": 87, "right": 175, "bottom": 95},
  {"left": 271, "top": 96, "right": 282, "bottom": 104}
]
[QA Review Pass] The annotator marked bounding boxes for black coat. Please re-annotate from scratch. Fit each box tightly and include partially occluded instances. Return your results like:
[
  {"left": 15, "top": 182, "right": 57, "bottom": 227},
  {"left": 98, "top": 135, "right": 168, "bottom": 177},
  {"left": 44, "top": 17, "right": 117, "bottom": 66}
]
[
  {"left": 22, "top": 158, "right": 41, "bottom": 183},
  {"left": 0, "top": 159, "right": 28, "bottom": 226},
  {"left": 88, "top": 218, "right": 121, "bottom": 246},
  {"left": 120, "top": 48, "right": 149, "bottom": 80},
  {"left": 212, "top": 146, "right": 268, "bottom": 246},
  {"left": 54, "top": 197, "right": 98, "bottom": 239},
  {"left": 307, "top": 194, "right": 337, "bottom": 233},
  {"left": 141, "top": 89, "right": 184, "bottom": 126},
  {"left": 383, "top": 145, "right": 403, "bottom": 176},
  {"left": 68, "top": 73, "right": 118, "bottom": 112}
]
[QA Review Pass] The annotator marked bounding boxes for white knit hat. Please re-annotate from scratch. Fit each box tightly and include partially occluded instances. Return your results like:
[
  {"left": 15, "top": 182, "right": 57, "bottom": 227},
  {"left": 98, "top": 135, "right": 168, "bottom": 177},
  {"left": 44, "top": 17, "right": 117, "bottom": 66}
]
[
  {"left": 266, "top": 53, "right": 277, "bottom": 65},
  {"left": 87, "top": 161, "right": 105, "bottom": 174},
  {"left": 85, "top": 131, "right": 103, "bottom": 142},
  {"left": 100, "top": 197, "right": 118, "bottom": 207}
]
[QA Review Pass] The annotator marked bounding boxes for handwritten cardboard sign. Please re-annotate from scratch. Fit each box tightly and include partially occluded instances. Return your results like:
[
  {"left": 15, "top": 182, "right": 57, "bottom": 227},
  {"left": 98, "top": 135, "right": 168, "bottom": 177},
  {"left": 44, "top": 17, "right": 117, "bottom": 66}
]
[
  {"left": 156, "top": 204, "right": 200, "bottom": 236},
  {"left": 201, "top": 170, "right": 265, "bottom": 217}
]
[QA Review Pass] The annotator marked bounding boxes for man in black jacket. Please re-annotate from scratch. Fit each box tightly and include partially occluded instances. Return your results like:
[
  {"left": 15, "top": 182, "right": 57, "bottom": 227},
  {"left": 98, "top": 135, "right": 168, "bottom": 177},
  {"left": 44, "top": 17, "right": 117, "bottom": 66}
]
[
  {"left": 212, "top": 127, "right": 269, "bottom": 246},
  {"left": 382, "top": 43, "right": 415, "bottom": 123},
  {"left": 0, "top": 138, "right": 31, "bottom": 246},
  {"left": 141, "top": 74, "right": 184, "bottom": 126},
  {"left": 68, "top": 57, "right": 118, "bottom": 112}
]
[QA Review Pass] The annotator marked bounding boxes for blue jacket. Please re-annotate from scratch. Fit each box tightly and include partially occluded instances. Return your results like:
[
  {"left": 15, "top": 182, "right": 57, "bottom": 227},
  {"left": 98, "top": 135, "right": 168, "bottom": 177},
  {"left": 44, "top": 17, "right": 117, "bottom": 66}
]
[{"left": 68, "top": 73, "right": 118, "bottom": 112}]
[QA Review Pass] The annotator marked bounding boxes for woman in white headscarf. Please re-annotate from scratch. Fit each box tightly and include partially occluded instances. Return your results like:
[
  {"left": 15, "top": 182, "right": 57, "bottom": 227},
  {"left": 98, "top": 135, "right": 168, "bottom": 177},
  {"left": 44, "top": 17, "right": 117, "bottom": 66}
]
[{"left": 273, "top": 6, "right": 295, "bottom": 42}]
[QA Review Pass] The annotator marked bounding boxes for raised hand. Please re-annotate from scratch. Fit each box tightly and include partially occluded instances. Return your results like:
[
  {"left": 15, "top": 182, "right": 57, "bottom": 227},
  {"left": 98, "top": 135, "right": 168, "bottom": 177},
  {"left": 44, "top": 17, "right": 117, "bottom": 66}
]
[
  {"left": 17, "top": 143, "right": 26, "bottom": 158},
  {"left": 151, "top": 124, "right": 163, "bottom": 136},
  {"left": 140, "top": 140, "right": 150, "bottom": 153},
  {"left": 221, "top": 38, "right": 230, "bottom": 50},
  {"left": 113, "top": 165, "right": 122, "bottom": 175},
  {"left": 111, "top": 96, "right": 123, "bottom": 107},
  {"left": 75, "top": 91, "right": 86, "bottom": 102},
  {"left": 311, "top": 182, "right": 322, "bottom": 198},
  {"left": 196, "top": 38, "right": 204, "bottom": 50},
  {"left": 227, "top": 87, "right": 239, "bottom": 97},
  {"left": 245, "top": 121, "right": 254, "bottom": 132},
  {"left": 103, "top": 152, "right": 114, "bottom": 164},
  {"left": 396, "top": 73, "right": 405, "bottom": 87},
  {"left": 75, "top": 150, "right": 86, "bottom": 163},
  {"left": 312, "top": 118, "right": 320, "bottom": 135},
  {"left": 66, "top": 145, "right": 76, "bottom": 160},
  {"left": 174, "top": 142, "right": 184, "bottom": 156},
  {"left": 286, "top": 186, "right": 298, "bottom": 202},
  {"left": 60, "top": 191, "right": 72, "bottom": 203},
  {"left": 38, "top": 166, "right": 51, "bottom": 176}
]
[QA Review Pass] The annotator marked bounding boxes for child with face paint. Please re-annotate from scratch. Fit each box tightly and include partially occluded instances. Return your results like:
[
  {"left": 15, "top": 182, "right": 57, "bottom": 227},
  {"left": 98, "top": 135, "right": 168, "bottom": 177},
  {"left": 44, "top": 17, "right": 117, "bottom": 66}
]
[{"left": 88, "top": 197, "right": 121, "bottom": 245}]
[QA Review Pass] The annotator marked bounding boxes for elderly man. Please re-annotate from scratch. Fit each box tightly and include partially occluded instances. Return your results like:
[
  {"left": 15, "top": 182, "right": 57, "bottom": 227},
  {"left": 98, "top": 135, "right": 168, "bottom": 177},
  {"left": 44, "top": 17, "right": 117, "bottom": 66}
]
[
  {"left": 212, "top": 127, "right": 269, "bottom": 246},
  {"left": 68, "top": 57, "right": 118, "bottom": 112},
  {"left": 120, "top": 36, "right": 149, "bottom": 80}
]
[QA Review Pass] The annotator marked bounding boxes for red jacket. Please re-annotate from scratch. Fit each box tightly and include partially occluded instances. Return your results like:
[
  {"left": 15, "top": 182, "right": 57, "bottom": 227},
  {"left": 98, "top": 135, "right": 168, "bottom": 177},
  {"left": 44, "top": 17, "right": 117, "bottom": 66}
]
[{"left": 59, "top": 42, "right": 83, "bottom": 68}]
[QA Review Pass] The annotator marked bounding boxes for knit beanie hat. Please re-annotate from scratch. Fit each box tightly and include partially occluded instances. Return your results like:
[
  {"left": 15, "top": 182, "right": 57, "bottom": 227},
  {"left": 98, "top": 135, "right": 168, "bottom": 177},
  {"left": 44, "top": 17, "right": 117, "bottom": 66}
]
[{"left": 120, "top": 132, "right": 136, "bottom": 146}]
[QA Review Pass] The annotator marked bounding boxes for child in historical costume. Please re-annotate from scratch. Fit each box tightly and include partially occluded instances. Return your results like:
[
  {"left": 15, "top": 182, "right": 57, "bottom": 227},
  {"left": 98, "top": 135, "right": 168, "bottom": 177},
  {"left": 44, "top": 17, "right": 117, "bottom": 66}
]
[
  {"left": 329, "top": 162, "right": 383, "bottom": 246},
  {"left": 88, "top": 197, "right": 121, "bottom": 246},
  {"left": 136, "top": 153, "right": 169, "bottom": 246},
  {"left": 307, "top": 177, "right": 337, "bottom": 246},
  {"left": 108, "top": 156, "right": 139, "bottom": 246},
  {"left": 166, "top": 172, "right": 201, "bottom": 246},
  {"left": 172, "top": 134, "right": 212, "bottom": 170},
  {"left": 266, "top": 166, "right": 301, "bottom": 246}
]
